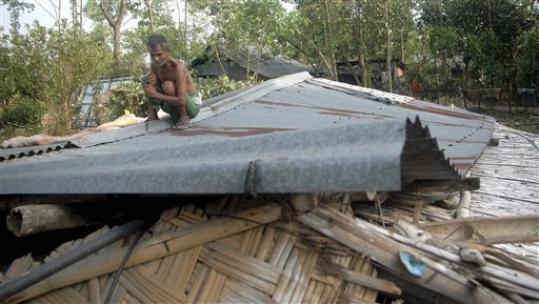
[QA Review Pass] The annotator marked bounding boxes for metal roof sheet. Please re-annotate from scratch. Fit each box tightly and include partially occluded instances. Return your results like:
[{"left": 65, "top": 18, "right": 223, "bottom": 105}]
[
  {"left": 221, "top": 47, "right": 314, "bottom": 79},
  {"left": 0, "top": 72, "right": 495, "bottom": 195},
  {"left": 77, "top": 77, "right": 132, "bottom": 128}
]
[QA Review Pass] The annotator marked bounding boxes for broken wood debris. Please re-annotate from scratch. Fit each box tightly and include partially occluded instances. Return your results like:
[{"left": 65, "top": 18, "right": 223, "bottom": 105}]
[
  {"left": 1, "top": 192, "right": 537, "bottom": 304},
  {"left": 6, "top": 205, "right": 98, "bottom": 237},
  {"left": 420, "top": 215, "right": 539, "bottom": 245}
]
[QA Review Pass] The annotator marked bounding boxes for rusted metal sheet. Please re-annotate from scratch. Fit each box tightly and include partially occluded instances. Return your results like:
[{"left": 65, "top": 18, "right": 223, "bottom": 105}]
[{"left": 0, "top": 73, "right": 494, "bottom": 195}]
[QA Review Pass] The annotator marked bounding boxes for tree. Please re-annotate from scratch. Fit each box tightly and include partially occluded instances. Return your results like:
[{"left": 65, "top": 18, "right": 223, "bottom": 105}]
[
  {"left": 383, "top": 0, "right": 392, "bottom": 92},
  {"left": 96, "top": 0, "right": 128, "bottom": 75},
  {"left": 420, "top": 0, "right": 539, "bottom": 97}
]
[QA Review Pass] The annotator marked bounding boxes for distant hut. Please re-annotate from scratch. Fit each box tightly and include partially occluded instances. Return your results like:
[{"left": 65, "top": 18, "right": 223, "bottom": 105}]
[
  {"left": 336, "top": 59, "right": 405, "bottom": 89},
  {"left": 191, "top": 46, "right": 313, "bottom": 81}
]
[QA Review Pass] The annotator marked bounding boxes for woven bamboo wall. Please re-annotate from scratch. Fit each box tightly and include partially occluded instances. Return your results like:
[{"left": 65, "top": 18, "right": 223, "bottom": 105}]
[{"left": 6, "top": 201, "right": 382, "bottom": 304}]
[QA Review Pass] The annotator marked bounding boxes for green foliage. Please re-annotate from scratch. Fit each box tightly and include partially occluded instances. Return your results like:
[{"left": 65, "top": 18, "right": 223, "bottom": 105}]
[
  {"left": 516, "top": 25, "right": 539, "bottom": 87},
  {"left": 0, "top": 14, "right": 111, "bottom": 135},
  {"left": 1, "top": 0, "right": 538, "bottom": 139},
  {"left": 94, "top": 80, "right": 146, "bottom": 123},
  {"left": 0, "top": 94, "right": 45, "bottom": 128},
  {"left": 198, "top": 75, "right": 258, "bottom": 100},
  {"left": 419, "top": 0, "right": 539, "bottom": 89}
]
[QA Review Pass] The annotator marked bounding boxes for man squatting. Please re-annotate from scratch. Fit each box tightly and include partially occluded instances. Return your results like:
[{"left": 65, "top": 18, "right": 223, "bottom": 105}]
[{"left": 143, "top": 34, "right": 201, "bottom": 129}]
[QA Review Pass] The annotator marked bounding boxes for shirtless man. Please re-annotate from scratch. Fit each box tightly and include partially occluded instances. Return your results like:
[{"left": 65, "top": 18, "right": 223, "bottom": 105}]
[{"left": 143, "top": 34, "right": 200, "bottom": 129}]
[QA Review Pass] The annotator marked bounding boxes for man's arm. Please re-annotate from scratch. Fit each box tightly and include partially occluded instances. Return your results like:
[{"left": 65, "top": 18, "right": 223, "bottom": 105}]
[
  {"left": 143, "top": 72, "right": 160, "bottom": 99},
  {"left": 175, "top": 63, "right": 188, "bottom": 105},
  {"left": 144, "top": 63, "right": 187, "bottom": 105}
]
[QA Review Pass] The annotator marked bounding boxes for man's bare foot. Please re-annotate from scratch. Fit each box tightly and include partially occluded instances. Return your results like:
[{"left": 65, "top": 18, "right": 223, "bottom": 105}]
[
  {"left": 172, "top": 118, "right": 190, "bottom": 130},
  {"left": 146, "top": 105, "right": 159, "bottom": 121}
]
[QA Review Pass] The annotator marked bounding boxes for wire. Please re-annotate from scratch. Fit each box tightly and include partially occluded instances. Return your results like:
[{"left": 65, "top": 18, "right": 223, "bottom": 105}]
[{"left": 104, "top": 221, "right": 152, "bottom": 304}]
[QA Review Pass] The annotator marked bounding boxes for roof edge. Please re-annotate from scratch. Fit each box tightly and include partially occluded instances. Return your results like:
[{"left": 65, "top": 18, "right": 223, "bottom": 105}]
[{"left": 201, "top": 72, "right": 313, "bottom": 120}]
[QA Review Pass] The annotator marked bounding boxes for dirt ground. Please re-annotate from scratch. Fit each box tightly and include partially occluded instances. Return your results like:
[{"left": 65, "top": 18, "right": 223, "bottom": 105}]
[
  {"left": 435, "top": 96, "right": 539, "bottom": 134},
  {"left": 466, "top": 105, "right": 539, "bottom": 134}
]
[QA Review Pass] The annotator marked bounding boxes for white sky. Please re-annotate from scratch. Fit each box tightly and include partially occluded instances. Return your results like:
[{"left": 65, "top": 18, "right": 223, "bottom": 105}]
[
  {"left": 0, "top": 1, "right": 295, "bottom": 34},
  {"left": 0, "top": 0, "right": 183, "bottom": 34}
]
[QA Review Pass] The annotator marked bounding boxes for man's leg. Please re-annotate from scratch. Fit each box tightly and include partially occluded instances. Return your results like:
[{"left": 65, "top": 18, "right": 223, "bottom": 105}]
[
  {"left": 161, "top": 81, "right": 190, "bottom": 126},
  {"left": 146, "top": 104, "right": 159, "bottom": 121}
]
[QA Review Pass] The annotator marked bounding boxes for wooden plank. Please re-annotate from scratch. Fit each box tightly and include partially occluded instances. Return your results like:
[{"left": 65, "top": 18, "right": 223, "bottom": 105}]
[
  {"left": 7, "top": 204, "right": 282, "bottom": 304},
  {"left": 298, "top": 207, "right": 513, "bottom": 304},
  {"left": 322, "top": 261, "right": 401, "bottom": 296},
  {"left": 421, "top": 215, "right": 539, "bottom": 245}
]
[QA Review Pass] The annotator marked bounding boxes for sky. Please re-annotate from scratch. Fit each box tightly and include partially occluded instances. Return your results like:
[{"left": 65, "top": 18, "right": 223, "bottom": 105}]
[
  {"left": 0, "top": 0, "right": 182, "bottom": 34},
  {"left": 0, "top": 1, "right": 296, "bottom": 34}
]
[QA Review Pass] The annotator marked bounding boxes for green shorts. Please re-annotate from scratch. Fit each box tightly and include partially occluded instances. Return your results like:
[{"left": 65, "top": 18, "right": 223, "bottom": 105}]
[{"left": 141, "top": 75, "right": 201, "bottom": 123}]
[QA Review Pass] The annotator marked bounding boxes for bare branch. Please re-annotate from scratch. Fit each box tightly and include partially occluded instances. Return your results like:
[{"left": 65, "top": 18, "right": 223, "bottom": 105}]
[{"left": 98, "top": 0, "right": 114, "bottom": 27}]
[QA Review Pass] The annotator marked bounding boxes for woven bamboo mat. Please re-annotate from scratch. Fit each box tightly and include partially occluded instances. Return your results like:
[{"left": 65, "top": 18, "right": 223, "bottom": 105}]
[{"left": 6, "top": 199, "right": 383, "bottom": 304}]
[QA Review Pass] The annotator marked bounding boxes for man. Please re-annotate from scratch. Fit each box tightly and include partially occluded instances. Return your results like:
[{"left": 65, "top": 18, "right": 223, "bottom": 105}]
[{"left": 143, "top": 34, "right": 201, "bottom": 129}]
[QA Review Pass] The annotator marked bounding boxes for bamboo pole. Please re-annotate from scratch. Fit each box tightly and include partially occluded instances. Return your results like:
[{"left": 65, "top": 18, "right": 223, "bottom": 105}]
[
  {"left": 7, "top": 204, "right": 282, "bottom": 304},
  {"left": 6, "top": 205, "right": 98, "bottom": 237},
  {"left": 298, "top": 207, "right": 513, "bottom": 304}
]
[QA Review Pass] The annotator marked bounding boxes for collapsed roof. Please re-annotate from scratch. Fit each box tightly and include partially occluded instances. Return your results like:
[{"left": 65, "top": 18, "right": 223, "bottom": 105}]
[
  {"left": 2, "top": 73, "right": 537, "bottom": 304},
  {"left": 0, "top": 72, "right": 494, "bottom": 195}
]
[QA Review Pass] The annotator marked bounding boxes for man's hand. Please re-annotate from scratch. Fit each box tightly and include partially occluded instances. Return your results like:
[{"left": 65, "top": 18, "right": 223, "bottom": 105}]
[{"left": 144, "top": 85, "right": 157, "bottom": 98}]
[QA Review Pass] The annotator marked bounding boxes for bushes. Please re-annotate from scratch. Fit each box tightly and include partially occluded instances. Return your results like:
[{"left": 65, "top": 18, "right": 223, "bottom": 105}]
[
  {"left": 198, "top": 75, "right": 258, "bottom": 100},
  {"left": 0, "top": 94, "right": 45, "bottom": 128},
  {"left": 93, "top": 80, "right": 145, "bottom": 124}
]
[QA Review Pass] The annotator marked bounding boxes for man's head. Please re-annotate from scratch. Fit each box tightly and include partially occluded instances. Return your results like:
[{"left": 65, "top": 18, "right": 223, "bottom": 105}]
[{"left": 148, "top": 34, "right": 171, "bottom": 67}]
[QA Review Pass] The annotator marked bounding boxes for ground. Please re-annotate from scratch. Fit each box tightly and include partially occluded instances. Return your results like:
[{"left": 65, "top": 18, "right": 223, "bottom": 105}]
[{"left": 435, "top": 97, "right": 539, "bottom": 134}]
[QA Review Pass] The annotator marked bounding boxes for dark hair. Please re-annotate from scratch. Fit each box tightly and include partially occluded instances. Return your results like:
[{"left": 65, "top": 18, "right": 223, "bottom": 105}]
[{"left": 147, "top": 34, "right": 170, "bottom": 52}]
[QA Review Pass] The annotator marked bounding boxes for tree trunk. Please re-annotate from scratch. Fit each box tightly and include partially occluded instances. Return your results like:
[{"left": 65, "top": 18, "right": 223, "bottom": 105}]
[
  {"left": 384, "top": 0, "right": 393, "bottom": 92},
  {"left": 356, "top": 0, "right": 368, "bottom": 87},
  {"left": 79, "top": 0, "right": 83, "bottom": 33},
  {"left": 99, "top": 0, "right": 126, "bottom": 76},
  {"left": 400, "top": 28, "right": 405, "bottom": 63},
  {"left": 144, "top": 0, "right": 155, "bottom": 33},
  {"left": 344, "top": 59, "right": 361, "bottom": 85},
  {"left": 184, "top": 0, "right": 188, "bottom": 59},
  {"left": 176, "top": 0, "right": 184, "bottom": 60},
  {"left": 112, "top": 25, "right": 121, "bottom": 74},
  {"left": 322, "top": 0, "right": 337, "bottom": 80}
]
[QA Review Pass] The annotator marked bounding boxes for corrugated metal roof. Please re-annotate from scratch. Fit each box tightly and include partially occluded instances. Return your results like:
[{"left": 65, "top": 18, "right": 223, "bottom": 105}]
[
  {"left": 0, "top": 142, "right": 73, "bottom": 162},
  {"left": 0, "top": 72, "right": 495, "bottom": 195},
  {"left": 221, "top": 47, "right": 314, "bottom": 79},
  {"left": 78, "top": 77, "right": 132, "bottom": 128}
]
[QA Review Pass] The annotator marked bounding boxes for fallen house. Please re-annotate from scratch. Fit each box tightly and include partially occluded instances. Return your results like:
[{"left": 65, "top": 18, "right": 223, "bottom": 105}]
[
  {"left": 0, "top": 72, "right": 537, "bottom": 303},
  {"left": 335, "top": 59, "right": 406, "bottom": 93}
]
